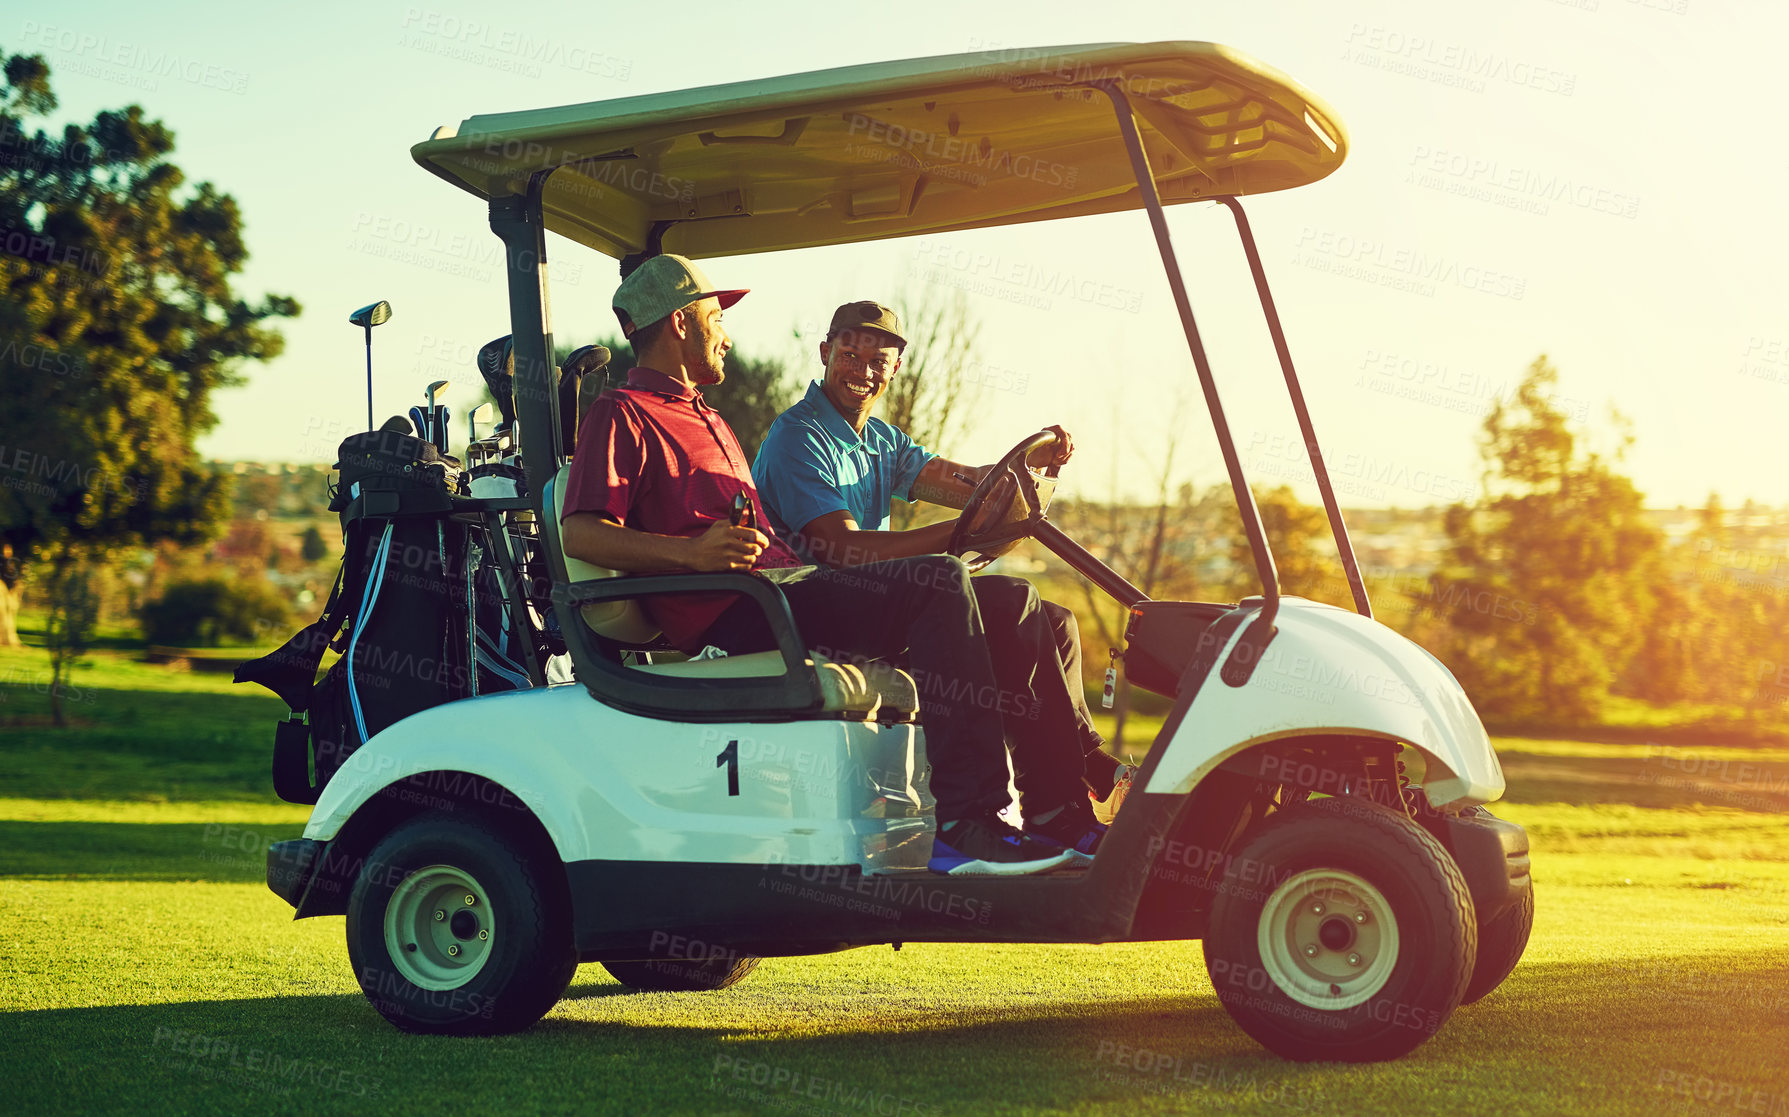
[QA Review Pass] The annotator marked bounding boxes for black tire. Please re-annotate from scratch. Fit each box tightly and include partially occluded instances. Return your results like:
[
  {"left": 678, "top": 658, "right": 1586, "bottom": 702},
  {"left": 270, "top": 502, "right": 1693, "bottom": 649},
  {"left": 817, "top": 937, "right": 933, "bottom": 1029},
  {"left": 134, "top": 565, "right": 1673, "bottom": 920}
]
[
  {"left": 346, "top": 812, "right": 577, "bottom": 1035},
  {"left": 1403, "top": 795, "right": 1534, "bottom": 1006},
  {"left": 601, "top": 954, "right": 761, "bottom": 992},
  {"left": 1204, "top": 796, "right": 1477, "bottom": 1062},
  {"left": 1461, "top": 875, "right": 1534, "bottom": 1004}
]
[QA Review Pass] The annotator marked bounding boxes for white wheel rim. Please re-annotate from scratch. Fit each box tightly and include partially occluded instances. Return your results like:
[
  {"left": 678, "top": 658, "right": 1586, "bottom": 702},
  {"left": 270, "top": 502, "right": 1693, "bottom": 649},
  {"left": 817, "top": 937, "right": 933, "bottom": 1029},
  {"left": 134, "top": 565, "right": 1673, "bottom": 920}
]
[
  {"left": 383, "top": 865, "right": 495, "bottom": 991},
  {"left": 1257, "top": 868, "right": 1399, "bottom": 1010}
]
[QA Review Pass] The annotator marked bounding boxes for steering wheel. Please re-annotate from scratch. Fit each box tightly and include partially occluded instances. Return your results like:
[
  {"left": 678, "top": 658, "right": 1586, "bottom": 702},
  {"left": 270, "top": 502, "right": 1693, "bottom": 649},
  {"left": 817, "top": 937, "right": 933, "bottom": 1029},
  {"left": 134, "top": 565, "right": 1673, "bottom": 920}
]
[{"left": 946, "top": 431, "right": 1063, "bottom": 572}]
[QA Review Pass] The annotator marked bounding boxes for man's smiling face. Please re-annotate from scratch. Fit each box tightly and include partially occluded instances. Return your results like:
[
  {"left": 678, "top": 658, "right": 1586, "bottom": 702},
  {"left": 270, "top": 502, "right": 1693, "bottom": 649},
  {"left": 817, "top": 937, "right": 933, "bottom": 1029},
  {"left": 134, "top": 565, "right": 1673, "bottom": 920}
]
[{"left": 818, "top": 327, "right": 903, "bottom": 415}]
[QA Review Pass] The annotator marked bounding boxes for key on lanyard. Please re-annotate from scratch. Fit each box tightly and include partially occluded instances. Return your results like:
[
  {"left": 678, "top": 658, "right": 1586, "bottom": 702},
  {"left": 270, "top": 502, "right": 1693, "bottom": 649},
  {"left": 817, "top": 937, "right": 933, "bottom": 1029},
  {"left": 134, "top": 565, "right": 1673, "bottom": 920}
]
[{"left": 1102, "top": 648, "right": 1121, "bottom": 709}]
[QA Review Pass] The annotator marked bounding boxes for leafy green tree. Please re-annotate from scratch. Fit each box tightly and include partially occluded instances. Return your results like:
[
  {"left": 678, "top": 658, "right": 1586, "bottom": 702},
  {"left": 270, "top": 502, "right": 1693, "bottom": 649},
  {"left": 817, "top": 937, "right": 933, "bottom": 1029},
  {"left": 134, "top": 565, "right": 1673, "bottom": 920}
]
[
  {"left": 299, "top": 524, "right": 330, "bottom": 563},
  {"left": 1222, "top": 484, "right": 1341, "bottom": 605},
  {"left": 1424, "top": 357, "right": 1662, "bottom": 721},
  {"left": 0, "top": 49, "right": 298, "bottom": 646},
  {"left": 1627, "top": 495, "right": 1789, "bottom": 712},
  {"left": 570, "top": 332, "right": 798, "bottom": 462}
]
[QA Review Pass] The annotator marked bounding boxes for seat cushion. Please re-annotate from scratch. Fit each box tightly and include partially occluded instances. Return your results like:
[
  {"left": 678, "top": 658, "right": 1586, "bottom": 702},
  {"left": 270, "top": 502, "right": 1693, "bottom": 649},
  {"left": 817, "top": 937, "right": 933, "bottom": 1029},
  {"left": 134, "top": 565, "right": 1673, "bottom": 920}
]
[
  {"left": 631, "top": 651, "right": 918, "bottom": 722},
  {"left": 549, "top": 462, "right": 661, "bottom": 644}
]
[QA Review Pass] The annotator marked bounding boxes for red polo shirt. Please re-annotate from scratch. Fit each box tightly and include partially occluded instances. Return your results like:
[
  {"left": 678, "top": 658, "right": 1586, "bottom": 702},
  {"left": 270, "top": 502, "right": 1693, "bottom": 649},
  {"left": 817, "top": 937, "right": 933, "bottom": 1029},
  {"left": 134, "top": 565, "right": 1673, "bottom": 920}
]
[{"left": 563, "top": 366, "right": 801, "bottom": 651}]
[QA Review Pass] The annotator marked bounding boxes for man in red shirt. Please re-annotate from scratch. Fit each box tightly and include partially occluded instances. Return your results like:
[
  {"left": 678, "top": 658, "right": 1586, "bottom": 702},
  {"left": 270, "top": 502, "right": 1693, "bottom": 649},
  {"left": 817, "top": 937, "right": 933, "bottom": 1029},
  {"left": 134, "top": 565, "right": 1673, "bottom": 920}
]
[{"left": 560, "top": 254, "right": 1076, "bottom": 876}]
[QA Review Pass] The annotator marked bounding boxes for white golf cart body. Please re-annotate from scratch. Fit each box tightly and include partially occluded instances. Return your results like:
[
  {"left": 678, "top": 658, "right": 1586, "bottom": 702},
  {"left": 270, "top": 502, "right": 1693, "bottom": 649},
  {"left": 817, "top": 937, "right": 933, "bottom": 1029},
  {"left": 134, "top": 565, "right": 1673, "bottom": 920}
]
[
  {"left": 303, "top": 595, "right": 1501, "bottom": 871},
  {"left": 267, "top": 41, "right": 1530, "bottom": 1056}
]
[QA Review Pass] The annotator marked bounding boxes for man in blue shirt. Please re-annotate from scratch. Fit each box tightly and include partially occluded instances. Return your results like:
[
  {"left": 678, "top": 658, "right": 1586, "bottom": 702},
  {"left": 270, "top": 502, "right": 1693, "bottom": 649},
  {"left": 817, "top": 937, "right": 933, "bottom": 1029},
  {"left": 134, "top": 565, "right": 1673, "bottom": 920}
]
[{"left": 752, "top": 301, "right": 1123, "bottom": 853}]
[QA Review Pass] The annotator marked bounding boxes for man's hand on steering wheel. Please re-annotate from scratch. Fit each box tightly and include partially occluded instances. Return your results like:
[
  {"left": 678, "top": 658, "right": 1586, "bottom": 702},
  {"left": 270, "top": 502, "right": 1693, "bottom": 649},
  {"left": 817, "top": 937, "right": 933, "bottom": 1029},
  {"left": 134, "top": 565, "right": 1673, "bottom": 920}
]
[{"left": 1026, "top": 424, "right": 1074, "bottom": 469}]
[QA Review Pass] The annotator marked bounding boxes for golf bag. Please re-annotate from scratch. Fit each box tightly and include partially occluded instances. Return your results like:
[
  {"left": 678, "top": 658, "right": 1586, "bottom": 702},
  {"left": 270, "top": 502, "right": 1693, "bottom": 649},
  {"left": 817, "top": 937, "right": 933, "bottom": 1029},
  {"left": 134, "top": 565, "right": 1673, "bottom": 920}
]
[{"left": 235, "top": 428, "right": 533, "bottom": 805}]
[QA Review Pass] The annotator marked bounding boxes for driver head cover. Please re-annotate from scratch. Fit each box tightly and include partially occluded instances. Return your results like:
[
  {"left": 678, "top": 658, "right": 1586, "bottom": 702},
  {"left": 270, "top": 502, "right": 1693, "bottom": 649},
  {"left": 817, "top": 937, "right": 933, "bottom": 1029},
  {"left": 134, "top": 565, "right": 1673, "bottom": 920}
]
[{"left": 612, "top": 254, "right": 748, "bottom": 338}]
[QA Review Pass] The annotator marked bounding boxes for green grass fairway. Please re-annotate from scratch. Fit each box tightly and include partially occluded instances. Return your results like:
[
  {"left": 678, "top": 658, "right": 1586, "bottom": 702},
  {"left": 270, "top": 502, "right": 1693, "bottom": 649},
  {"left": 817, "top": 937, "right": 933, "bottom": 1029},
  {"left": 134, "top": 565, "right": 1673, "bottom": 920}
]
[{"left": 2, "top": 647, "right": 1786, "bottom": 1115}]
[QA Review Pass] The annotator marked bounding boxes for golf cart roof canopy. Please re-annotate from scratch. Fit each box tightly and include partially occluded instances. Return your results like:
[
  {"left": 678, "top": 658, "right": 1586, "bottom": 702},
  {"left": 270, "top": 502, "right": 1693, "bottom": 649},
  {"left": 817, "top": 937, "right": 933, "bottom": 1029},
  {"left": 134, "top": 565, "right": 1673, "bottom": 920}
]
[{"left": 412, "top": 41, "right": 1347, "bottom": 260}]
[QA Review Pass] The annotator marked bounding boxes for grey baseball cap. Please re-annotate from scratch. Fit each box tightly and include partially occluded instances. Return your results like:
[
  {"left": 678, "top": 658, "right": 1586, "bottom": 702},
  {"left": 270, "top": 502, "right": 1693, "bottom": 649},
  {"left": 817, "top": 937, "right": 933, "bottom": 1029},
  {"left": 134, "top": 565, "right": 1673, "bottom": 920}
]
[
  {"left": 612, "top": 253, "right": 748, "bottom": 337},
  {"left": 826, "top": 300, "right": 906, "bottom": 348}
]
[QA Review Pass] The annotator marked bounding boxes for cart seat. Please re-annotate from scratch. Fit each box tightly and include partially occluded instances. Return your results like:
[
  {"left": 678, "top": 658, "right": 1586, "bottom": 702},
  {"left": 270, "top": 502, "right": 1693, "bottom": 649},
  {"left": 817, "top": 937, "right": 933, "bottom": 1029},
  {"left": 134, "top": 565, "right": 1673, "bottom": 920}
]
[{"left": 547, "top": 464, "right": 919, "bottom": 722}]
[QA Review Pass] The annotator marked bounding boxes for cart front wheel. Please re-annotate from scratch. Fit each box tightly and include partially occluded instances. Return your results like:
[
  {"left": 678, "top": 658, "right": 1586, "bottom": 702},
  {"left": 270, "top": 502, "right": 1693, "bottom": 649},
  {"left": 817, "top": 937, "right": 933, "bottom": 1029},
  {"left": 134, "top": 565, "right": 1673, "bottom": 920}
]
[{"left": 1204, "top": 796, "right": 1476, "bottom": 1062}]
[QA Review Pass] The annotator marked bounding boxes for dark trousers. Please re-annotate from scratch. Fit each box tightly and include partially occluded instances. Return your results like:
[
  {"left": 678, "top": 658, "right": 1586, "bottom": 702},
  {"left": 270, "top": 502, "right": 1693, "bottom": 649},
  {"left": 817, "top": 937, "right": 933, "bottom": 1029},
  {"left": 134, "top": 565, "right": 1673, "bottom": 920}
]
[
  {"left": 970, "top": 575, "right": 1118, "bottom": 807},
  {"left": 701, "top": 556, "right": 1012, "bottom": 821},
  {"left": 702, "top": 558, "right": 1112, "bottom": 821}
]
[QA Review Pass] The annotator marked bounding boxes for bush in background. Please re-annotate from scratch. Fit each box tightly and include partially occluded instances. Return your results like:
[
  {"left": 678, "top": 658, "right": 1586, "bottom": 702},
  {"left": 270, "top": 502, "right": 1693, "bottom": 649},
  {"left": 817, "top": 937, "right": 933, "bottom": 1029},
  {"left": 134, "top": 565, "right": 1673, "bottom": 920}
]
[{"left": 139, "top": 576, "right": 292, "bottom": 647}]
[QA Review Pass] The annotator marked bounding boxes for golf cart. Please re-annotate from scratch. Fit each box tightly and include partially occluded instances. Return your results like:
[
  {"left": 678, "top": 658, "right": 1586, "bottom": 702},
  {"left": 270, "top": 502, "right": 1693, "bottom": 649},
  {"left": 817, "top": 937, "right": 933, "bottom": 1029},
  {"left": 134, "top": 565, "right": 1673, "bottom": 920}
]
[{"left": 264, "top": 42, "right": 1532, "bottom": 1062}]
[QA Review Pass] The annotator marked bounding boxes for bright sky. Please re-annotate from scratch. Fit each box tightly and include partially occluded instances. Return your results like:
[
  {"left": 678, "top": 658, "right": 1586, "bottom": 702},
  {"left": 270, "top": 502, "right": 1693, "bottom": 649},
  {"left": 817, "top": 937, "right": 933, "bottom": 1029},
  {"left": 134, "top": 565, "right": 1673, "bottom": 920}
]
[{"left": 19, "top": 0, "right": 1786, "bottom": 509}]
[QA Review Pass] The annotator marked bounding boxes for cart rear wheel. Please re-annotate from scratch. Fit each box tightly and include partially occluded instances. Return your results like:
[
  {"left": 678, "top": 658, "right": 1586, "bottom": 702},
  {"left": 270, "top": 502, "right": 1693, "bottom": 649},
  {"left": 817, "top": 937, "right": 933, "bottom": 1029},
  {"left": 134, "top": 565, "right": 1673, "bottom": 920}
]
[
  {"left": 347, "top": 813, "right": 576, "bottom": 1034},
  {"left": 1204, "top": 796, "right": 1476, "bottom": 1061},
  {"left": 601, "top": 954, "right": 760, "bottom": 992}
]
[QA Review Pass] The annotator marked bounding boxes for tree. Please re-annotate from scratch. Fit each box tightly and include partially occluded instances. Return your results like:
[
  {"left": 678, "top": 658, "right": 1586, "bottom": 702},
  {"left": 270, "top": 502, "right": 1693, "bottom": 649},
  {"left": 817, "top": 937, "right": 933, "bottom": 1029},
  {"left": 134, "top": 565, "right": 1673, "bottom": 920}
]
[
  {"left": 1221, "top": 485, "right": 1341, "bottom": 604},
  {"left": 0, "top": 49, "right": 299, "bottom": 646},
  {"left": 299, "top": 524, "right": 329, "bottom": 563},
  {"left": 1424, "top": 356, "right": 1662, "bottom": 721},
  {"left": 559, "top": 333, "right": 798, "bottom": 462},
  {"left": 710, "top": 347, "right": 800, "bottom": 462},
  {"left": 41, "top": 556, "right": 99, "bottom": 726},
  {"left": 881, "top": 285, "right": 984, "bottom": 454},
  {"left": 1051, "top": 392, "right": 1217, "bottom": 753}
]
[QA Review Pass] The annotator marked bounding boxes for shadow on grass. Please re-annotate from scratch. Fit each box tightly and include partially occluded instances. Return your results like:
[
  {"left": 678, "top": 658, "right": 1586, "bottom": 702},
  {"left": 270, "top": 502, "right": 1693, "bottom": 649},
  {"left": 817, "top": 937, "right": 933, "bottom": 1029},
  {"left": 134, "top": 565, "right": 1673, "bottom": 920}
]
[
  {"left": 0, "top": 820, "right": 302, "bottom": 883},
  {"left": 1500, "top": 750, "right": 1789, "bottom": 812},
  {"left": 5, "top": 957, "right": 1787, "bottom": 1116}
]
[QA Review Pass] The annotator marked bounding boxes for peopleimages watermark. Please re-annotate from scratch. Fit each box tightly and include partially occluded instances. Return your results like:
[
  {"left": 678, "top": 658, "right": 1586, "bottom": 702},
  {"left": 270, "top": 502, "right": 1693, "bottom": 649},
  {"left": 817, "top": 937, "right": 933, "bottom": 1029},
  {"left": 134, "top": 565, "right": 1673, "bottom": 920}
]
[
  {"left": 0, "top": 444, "right": 144, "bottom": 501},
  {"left": 148, "top": 1027, "right": 379, "bottom": 1098},
  {"left": 1356, "top": 348, "right": 1592, "bottom": 423},
  {"left": 1340, "top": 23, "right": 1577, "bottom": 97},
  {"left": 396, "top": 8, "right": 631, "bottom": 81},
  {"left": 347, "top": 211, "right": 585, "bottom": 286},
  {"left": 762, "top": 855, "right": 994, "bottom": 927},
  {"left": 1092, "top": 1040, "right": 1324, "bottom": 1109},
  {"left": 842, "top": 112, "right": 1078, "bottom": 191},
  {"left": 18, "top": 20, "right": 251, "bottom": 94},
  {"left": 1291, "top": 226, "right": 1527, "bottom": 301},
  {"left": 1738, "top": 335, "right": 1789, "bottom": 388},
  {"left": 1406, "top": 144, "right": 1641, "bottom": 220},
  {"left": 1636, "top": 744, "right": 1789, "bottom": 810},
  {"left": 908, "top": 239, "right": 1144, "bottom": 315},
  {"left": 1243, "top": 428, "right": 1482, "bottom": 504},
  {"left": 709, "top": 1053, "right": 936, "bottom": 1117},
  {"left": 1655, "top": 1068, "right": 1786, "bottom": 1115}
]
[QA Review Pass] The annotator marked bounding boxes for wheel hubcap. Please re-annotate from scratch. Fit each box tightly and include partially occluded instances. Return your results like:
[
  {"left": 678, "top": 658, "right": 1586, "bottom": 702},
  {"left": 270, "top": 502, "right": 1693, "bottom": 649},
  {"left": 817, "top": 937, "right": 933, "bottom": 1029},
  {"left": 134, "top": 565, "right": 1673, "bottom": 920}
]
[
  {"left": 384, "top": 865, "right": 495, "bottom": 991},
  {"left": 1258, "top": 868, "right": 1398, "bottom": 1010}
]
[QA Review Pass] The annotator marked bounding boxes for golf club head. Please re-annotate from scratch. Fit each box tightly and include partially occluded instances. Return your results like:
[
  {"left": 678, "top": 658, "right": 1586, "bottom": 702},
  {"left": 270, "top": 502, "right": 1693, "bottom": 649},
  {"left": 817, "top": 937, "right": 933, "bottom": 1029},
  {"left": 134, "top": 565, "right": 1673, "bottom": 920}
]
[
  {"left": 469, "top": 402, "right": 493, "bottom": 443},
  {"left": 426, "top": 379, "right": 450, "bottom": 410},
  {"left": 476, "top": 335, "right": 517, "bottom": 430},
  {"left": 349, "top": 300, "right": 393, "bottom": 328}
]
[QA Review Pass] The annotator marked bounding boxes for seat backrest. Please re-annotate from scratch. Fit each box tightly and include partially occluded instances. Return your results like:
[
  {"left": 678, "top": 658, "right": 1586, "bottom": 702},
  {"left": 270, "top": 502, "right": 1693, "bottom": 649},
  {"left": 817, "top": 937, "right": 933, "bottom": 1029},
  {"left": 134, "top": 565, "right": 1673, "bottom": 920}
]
[{"left": 546, "top": 463, "right": 663, "bottom": 644}]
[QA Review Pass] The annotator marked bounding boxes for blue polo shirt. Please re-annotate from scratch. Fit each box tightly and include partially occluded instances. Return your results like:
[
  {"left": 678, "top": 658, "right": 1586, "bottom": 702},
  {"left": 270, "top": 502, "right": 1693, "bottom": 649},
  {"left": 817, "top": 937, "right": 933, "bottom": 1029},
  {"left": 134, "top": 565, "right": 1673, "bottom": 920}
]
[{"left": 752, "top": 380, "right": 936, "bottom": 563}]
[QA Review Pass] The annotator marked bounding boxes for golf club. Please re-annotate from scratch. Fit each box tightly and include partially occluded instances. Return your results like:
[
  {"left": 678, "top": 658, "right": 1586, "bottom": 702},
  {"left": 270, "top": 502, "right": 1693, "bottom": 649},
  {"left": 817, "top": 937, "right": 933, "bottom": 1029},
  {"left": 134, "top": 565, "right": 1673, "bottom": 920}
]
[
  {"left": 348, "top": 300, "right": 393, "bottom": 431},
  {"left": 475, "top": 335, "right": 517, "bottom": 434}
]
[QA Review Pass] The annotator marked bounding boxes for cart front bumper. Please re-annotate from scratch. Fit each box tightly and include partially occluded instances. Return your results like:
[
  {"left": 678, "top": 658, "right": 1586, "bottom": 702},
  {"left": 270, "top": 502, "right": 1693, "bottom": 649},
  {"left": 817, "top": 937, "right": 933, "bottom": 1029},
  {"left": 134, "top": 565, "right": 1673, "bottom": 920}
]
[
  {"left": 1435, "top": 811, "right": 1531, "bottom": 920},
  {"left": 268, "top": 838, "right": 324, "bottom": 910}
]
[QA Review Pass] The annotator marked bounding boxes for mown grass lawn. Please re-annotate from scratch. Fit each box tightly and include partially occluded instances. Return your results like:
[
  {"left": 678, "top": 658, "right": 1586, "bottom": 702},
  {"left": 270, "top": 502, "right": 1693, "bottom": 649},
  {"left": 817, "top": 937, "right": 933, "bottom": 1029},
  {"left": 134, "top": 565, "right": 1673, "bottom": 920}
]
[{"left": 2, "top": 646, "right": 1786, "bottom": 1116}]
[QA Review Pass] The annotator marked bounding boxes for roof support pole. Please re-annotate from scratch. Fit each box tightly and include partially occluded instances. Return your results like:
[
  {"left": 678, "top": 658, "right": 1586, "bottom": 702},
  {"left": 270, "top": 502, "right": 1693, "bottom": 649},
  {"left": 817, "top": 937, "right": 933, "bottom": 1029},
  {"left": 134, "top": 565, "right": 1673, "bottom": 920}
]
[
  {"left": 1094, "top": 81, "right": 1278, "bottom": 680},
  {"left": 489, "top": 173, "right": 563, "bottom": 496},
  {"left": 1217, "top": 196, "right": 1372, "bottom": 619}
]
